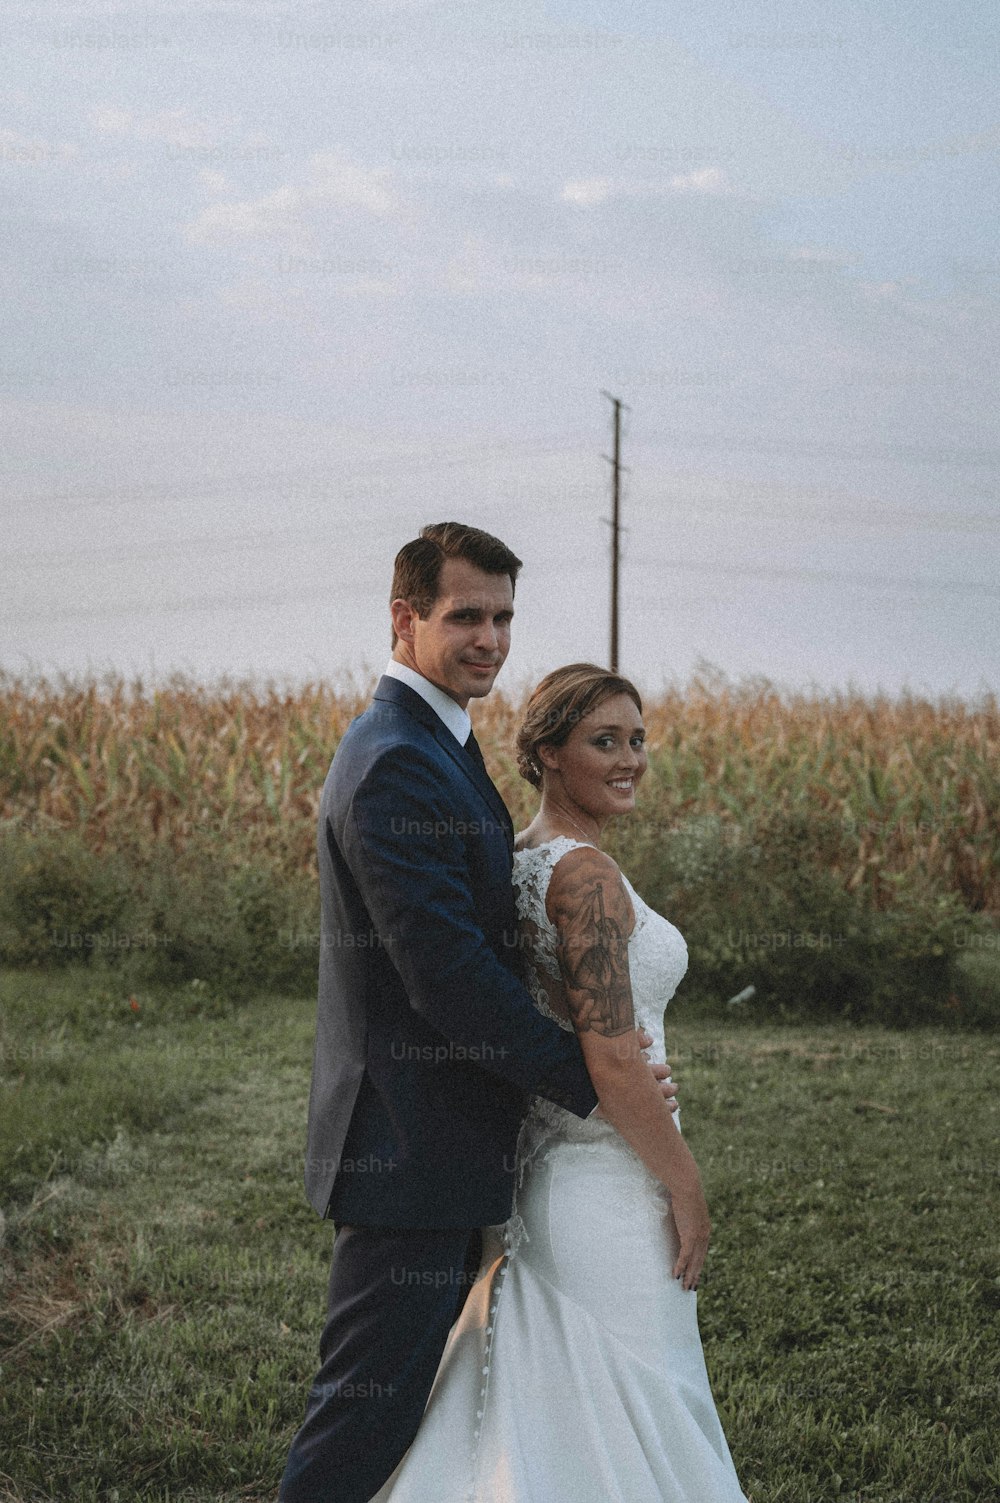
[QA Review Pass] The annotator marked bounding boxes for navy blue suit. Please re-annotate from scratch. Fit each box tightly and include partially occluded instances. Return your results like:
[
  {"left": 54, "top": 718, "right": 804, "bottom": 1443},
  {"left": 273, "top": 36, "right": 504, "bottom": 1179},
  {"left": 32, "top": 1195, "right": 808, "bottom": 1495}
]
[{"left": 280, "top": 675, "right": 598, "bottom": 1501}]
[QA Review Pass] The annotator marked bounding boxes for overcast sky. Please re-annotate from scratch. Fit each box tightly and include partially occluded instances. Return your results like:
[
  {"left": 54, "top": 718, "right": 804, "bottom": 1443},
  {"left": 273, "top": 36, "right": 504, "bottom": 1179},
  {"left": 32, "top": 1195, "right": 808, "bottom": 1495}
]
[{"left": 2, "top": 0, "right": 998, "bottom": 702}]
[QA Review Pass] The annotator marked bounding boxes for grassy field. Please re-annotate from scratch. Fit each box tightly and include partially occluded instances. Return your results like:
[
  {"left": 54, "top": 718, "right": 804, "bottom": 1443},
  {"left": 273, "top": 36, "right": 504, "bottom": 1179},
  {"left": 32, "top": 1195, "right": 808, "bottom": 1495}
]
[{"left": 1, "top": 967, "right": 997, "bottom": 1503}]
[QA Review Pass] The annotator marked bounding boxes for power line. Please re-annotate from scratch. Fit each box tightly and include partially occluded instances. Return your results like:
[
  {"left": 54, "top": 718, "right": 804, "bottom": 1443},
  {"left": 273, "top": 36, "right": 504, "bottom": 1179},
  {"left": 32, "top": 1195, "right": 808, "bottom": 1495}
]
[
  {"left": 634, "top": 556, "right": 1000, "bottom": 597},
  {"left": 630, "top": 431, "right": 1000, "bottom": 468},
  {"left": 635, "top": 492, "right": 1000, "bottom": 532},
  {"left": 3, "top": 440, "right": 600, "bottom": 510}
]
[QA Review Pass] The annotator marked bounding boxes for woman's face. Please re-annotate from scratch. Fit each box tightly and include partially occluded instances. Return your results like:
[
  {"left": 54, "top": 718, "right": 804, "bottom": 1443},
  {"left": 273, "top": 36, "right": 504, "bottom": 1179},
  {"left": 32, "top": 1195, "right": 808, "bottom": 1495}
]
[{"left": 540, "top": 692, "right": 648, "bottom": 821}]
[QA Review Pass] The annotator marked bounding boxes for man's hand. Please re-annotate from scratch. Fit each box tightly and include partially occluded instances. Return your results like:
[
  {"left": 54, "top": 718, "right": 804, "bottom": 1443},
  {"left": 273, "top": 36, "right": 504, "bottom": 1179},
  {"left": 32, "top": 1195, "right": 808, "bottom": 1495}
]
[
  {"left": 590, "top": 1026, "right": 679, "bottom": 1120},
  {"left": 641, "top": 1026, "right": 680, "bottom": 1110}
]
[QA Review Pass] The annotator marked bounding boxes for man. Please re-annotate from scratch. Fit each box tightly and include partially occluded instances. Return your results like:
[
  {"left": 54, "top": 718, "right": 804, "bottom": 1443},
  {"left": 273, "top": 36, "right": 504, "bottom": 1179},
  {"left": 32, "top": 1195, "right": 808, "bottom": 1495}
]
[{"left": 279, "top": 522, "right": 678, "bottom": 1502}]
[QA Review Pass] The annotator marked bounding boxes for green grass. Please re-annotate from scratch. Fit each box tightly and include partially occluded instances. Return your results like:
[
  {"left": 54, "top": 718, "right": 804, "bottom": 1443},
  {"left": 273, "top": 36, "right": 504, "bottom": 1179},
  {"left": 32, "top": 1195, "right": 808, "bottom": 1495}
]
[{"left": 1, "top": 968, "right": 998, "bottom": 1502}]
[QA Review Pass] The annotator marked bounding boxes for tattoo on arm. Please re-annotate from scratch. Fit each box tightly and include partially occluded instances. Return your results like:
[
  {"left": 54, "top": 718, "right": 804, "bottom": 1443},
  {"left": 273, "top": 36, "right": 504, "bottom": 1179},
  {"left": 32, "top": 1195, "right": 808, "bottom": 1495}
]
[{"left": 549, "top": 854, "right": 635, "bottom": 1036}]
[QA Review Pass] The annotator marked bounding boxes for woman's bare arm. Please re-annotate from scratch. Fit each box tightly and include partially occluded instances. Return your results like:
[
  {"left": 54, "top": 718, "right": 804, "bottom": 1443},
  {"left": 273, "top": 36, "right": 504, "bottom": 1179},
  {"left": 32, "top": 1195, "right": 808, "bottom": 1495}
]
[{"left": 545, "top": 845, "right": 711, "bottom": 1289}]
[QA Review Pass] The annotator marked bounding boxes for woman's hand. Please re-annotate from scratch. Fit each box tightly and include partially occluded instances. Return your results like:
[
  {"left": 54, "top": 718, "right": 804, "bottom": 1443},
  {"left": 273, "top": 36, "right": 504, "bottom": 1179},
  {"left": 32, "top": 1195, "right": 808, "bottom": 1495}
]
[{"left": 670, "top": 1172, "right": 711, "bottom": 1291}]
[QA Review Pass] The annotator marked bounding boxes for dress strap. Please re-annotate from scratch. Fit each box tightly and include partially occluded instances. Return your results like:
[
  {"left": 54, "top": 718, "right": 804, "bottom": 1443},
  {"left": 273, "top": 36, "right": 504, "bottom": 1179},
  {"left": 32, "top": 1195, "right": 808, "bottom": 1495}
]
[{"left": 514, "top": 834, "right": 598, "bottom": 863}]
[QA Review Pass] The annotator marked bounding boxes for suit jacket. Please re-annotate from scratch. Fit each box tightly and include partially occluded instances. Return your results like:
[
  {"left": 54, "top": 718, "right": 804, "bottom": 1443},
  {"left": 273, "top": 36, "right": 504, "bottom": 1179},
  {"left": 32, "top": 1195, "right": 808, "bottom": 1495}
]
[{"left": 303, "top": 674, "right": 599, "bottom": 1226}]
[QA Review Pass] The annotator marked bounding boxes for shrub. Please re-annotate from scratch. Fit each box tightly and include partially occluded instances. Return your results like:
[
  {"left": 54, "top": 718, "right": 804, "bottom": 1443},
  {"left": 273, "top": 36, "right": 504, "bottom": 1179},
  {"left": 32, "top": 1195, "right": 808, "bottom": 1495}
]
[
  {"left": 608, "top": 808, "right": 973, "bottom": 1024},
  {"left": 0, "top": 826, "right": 319, "bottom": 997},
  {"left": 0, "top": 825, "right": 135, "bottom": 970}
]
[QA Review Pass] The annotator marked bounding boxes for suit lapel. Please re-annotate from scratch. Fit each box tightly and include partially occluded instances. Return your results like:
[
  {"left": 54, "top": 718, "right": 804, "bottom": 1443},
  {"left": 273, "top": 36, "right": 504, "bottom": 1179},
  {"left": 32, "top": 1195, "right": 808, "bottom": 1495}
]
[{"left": 372, "top": 677, "right": 515, "bottom": 848}]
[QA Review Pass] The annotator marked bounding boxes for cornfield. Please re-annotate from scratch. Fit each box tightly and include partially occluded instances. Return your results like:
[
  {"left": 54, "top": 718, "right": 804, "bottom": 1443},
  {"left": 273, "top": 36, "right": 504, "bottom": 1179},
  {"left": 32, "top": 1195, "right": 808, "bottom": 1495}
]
[{"left": 1, "top": 667, "right": 998, "bottom": 914}]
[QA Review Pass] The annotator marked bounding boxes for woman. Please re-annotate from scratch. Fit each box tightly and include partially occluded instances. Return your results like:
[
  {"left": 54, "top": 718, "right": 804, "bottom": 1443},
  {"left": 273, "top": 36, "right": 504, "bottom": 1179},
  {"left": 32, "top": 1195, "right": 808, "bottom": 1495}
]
[{"left": 371, "top": 664, "right": 748, "bottom": 1502}]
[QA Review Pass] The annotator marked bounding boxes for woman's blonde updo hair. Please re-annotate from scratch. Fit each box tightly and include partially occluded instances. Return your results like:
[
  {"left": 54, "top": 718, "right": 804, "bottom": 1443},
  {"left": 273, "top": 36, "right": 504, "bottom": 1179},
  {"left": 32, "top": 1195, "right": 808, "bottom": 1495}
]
[{"left": 515, "top": 663, "right": 643, "bottom": 789}]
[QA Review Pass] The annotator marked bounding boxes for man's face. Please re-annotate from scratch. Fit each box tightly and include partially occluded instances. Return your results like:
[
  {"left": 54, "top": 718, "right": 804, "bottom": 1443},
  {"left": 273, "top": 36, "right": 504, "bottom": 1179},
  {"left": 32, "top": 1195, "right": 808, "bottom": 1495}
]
[{"left": 391, "top": 556, "right": 514, "bottom": 707}]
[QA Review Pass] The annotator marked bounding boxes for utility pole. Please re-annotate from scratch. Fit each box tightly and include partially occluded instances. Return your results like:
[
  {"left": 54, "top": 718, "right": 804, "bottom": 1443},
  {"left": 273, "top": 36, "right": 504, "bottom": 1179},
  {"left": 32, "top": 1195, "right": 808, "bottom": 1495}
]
[{"left": 600, "top": 390, "right": 630, "bottom": 671}]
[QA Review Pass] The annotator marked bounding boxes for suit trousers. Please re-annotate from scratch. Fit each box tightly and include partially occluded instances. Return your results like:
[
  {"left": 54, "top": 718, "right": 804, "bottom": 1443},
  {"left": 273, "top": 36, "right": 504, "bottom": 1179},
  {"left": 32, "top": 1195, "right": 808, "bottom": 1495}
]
[{"left": 279, "top": 1223, "right": 484, "bottom": 1503}]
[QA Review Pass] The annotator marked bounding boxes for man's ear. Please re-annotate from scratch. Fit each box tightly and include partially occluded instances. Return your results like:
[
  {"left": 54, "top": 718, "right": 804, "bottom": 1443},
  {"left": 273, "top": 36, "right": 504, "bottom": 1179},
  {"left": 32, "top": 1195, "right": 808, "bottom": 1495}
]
[{"left": 390, "top": 597, "right": 418, "bottom": 643}]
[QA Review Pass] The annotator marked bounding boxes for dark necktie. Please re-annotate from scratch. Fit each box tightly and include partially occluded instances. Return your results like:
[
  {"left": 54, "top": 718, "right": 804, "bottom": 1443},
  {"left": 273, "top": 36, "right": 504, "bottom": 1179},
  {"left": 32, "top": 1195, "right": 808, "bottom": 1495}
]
[
  {"left": 464, "top": 729, "right": 487, "bottom": 774},
  {"left": 465, "top": 727, "right": 513, "bottom": 843}
]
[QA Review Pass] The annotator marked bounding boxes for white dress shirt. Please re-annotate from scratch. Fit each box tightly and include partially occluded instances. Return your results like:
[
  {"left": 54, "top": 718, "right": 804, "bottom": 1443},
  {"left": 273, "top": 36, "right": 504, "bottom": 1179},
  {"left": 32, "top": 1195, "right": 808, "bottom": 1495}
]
[{"left": 383, "top": 658, "right": 471, "bottom": 745}]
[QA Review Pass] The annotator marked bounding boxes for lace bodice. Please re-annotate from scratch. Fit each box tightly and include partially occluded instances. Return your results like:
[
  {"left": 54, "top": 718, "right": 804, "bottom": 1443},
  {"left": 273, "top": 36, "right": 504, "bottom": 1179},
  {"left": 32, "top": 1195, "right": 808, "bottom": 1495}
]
[{"left": 509, "top": 836, "right": 689, "bottom": 1164}]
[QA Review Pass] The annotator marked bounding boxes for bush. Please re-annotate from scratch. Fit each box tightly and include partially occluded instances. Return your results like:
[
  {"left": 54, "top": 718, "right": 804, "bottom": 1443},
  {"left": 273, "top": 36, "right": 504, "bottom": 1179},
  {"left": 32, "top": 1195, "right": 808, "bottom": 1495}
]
[
  {"left": 868, "top": 886, "right": 972, "bottom": 1025},
  {"left": 0, "top": 826, "right": 319, "bottom": 997},
  {"left": 0, "top": 825, "right": 136, "bottom": 969},
  {"left": 0, "top": 810, "right": 987, "bottom": 1024},
  {"left": 608, "top": 808, "right": 975, "bottom": 1024},
  {"left": 950, "top": 927, "right": 1000, "bottom": 1027}
]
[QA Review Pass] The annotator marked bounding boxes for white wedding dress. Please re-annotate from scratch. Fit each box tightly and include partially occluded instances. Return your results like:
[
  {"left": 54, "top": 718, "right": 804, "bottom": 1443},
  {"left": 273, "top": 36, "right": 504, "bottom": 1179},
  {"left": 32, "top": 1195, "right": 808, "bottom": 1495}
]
[{"left": 371, "top": 836, "right": 748, "bottom": 1502}]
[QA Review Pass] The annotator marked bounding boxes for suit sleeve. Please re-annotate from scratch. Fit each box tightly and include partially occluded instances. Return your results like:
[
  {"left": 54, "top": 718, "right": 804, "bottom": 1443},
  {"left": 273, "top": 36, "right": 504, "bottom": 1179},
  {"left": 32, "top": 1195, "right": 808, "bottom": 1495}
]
[{"left": 343, "top": 743, "right": 598, "bottom": 1118}]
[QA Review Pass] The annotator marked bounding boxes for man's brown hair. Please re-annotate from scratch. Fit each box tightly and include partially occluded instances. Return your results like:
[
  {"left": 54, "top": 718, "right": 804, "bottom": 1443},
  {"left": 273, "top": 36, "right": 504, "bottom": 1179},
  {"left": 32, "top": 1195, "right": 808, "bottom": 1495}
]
[{"left": 389, "top": 522, "right": 523, "bottom": 649}]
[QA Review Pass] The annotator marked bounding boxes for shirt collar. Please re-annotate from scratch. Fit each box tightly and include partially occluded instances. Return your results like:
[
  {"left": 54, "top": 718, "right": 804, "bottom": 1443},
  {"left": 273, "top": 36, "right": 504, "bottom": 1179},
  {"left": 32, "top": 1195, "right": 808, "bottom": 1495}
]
[{"left": 383, "top": 659, "right": 471, "bottom": 746}]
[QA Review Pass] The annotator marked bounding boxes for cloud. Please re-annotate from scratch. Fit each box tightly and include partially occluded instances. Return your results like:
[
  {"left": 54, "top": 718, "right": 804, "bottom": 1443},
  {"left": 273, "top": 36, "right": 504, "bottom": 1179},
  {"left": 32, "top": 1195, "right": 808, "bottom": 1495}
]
[
  {"left": 0, "top": 127, "right": 77, "bottom": 165},
  {"left": 558, "top": 165, "right": 734, "bottom": 207},
  {"left": 667, "top": 165, "right": 729, "bottom": 194},
  {"left": 560, "top": 176, "right": 613, "bottom": 207},
  {"left": 786, "top": 246, "right": 853, "bottom": 264},
  {"left": 90, "top": 106, "right": 218, "bottom": 150},
  {"left": 90, "top": 107, "right": 133, "bottom": 136},
  {"left": 308, "top": 150, "right": 397, "bottom": 214},
  {"left": 198, "top": 168, "right": 231, "bottom": 195},
  {"left": 182, "top": 148, "right": 397, "bottom": 247},
  {"left": 185, "top": 183, "right": 303, "bottom": 245}
]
